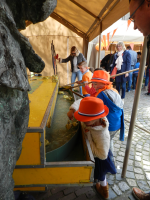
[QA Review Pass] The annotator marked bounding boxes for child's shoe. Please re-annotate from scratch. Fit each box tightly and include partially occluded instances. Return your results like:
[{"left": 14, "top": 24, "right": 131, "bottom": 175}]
[
  {"left": 121, "top": 99, "right": 124, "bottom": 104},
  {"left": 144, "top": 86, "right": 148, "bottom": 91},
  {"left": 96, "top": 182, "right": 109, "bottom": 199}
]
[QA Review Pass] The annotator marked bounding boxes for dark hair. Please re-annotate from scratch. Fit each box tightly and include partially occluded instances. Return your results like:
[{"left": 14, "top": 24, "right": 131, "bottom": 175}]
[
  {"left": 89, "top": 67, "right": 94, "bottom": 73},
  {"left": 137, "top": 57, "right": 141, "bottom": 62},
  {"left": 71, "top": 46, "right": 76, "bottom": 52},
  {"left": 94, "top": 67, "right": 106, "bottom": 72},
  {"left": 127, "top": 45, "right": 132, "bottom": 50},
  {"left": 137, "top": 51, "right": 142, "bottom": 55}
]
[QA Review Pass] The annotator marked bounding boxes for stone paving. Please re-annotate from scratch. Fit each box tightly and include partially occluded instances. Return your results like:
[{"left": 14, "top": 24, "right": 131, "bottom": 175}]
[{"left": 25, "top": 89, "right": 150, "bottom": 200}]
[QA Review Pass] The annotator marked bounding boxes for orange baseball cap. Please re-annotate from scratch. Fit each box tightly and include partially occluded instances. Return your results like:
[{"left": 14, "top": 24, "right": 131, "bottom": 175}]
[
  {"left": 91, "top": 70, "right": 112, "bottom": 84},
  {"left": 74, "top": 97, "right": 109, "bottom": 122}
]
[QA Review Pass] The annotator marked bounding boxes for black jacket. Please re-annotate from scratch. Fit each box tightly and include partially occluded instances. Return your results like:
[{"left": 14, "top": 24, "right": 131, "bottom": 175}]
[{"left": 61, "top": 53, "right": 86, "bottom": 72}]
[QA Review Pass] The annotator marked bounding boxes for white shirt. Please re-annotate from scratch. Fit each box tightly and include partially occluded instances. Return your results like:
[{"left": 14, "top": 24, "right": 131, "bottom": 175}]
[{"left": 73, "top": 56, "right": 79, "bottom": 72}]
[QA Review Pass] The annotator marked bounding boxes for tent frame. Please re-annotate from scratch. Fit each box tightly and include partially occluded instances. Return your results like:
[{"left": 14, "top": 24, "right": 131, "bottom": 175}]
[
  {"left": 50, "top": 0, "right": 125, "bottom": 58},
  {"left": 50, "top": 12, "right": 85, "bottom": 38}
]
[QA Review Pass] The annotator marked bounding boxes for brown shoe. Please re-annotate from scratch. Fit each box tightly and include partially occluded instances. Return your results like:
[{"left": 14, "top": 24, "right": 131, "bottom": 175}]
[
  {"left": 96, "top": 182, "right": 109, "bottom": 199},
  {"left": 132, "top": 187, "right": 150, "bottom": 200}
]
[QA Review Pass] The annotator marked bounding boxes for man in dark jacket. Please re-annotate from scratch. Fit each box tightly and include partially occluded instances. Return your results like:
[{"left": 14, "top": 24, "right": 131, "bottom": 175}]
[
  {"left": 145, "top": 36, "right": 150, "bottom": 95},
  {"left": 100, "top": 54, "right": 112, "bottom": 71},
  {"left": 59, "top": 46, "right": 86, "bottom": 95},
  {"left": 129, "top": 0, "right": 150, "bottom": 199}
]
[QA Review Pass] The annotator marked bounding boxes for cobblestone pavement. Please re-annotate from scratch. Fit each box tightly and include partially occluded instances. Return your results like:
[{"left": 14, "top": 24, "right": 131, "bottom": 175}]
[{"left": 26, "top": 89, "right": 150, "bottom": 200}]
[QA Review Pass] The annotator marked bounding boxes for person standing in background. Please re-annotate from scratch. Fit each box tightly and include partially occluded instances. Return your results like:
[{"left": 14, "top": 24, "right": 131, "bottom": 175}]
[
  {"left": 144, "top": 66, "right": 149, "bottom": 91},
  {"left": 111, "top": 41, "right": 131, "bottom": 103},
  {"left": 137, "top": 51, "right": 141, "bottom": 59},
  {"left": 145, "top": 36, "right": 150, "bottom": 95},
  {"left": 59, "top": 46, "right": 86, "bottom": 95},
  {"left": 133, "top": 57, "right": 140, "bottom": 90},
  {"left": 126, "top": 45, "right": 137, "bottom": 92}
]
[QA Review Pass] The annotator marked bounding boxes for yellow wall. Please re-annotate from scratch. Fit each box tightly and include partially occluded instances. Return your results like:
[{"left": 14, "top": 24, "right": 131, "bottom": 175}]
[{"left": 21, "top": 17, "right": 83, "bottom": 86}]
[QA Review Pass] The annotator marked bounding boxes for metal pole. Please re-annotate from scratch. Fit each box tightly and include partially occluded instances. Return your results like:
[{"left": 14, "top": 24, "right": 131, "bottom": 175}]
[
  {"left": 62, "top": 68, "right": 143, "bottom": 90},
  {"left": 70, "top": 89, "right": 84, "bottom": 98},
  {"left": 67, "top": 37, "right": 69, "bottom": 84},
  {"left": 110, "top": 67, "right": 141, "bottom": 78},
  {"left": 121, "top": 37, "right": 147, "bottom": 178},
  {"left": 83, "top": 36, "right": 89, "bottom": 59},
  {"left": 98, "top": 22, "right": 102, "bottom": 68}
]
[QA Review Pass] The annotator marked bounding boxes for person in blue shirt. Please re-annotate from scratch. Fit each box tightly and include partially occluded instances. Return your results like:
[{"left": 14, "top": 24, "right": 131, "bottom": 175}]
[
  {"left": 126, "top": 46, "right": 137, "bottom": 92},
  {"left": 144, "top": 66, "right": 149, "bottom": 91},
  {"left": 133, "top": 57, "right": 140, "bottom": 90}
]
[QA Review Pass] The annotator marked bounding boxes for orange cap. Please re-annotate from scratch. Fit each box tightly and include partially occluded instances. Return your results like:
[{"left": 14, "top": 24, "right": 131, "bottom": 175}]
[
  {"left": 91, "top": 70, "right": 112, "bottom": 84},
  {"left": 74, "top": 97, "right": 109, "bottom": 122}
]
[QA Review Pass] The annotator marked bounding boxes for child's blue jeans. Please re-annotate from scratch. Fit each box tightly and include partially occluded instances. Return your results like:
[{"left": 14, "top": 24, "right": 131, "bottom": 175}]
[{"left": 116, "top": 82, "right": 126, "bottom": 99}]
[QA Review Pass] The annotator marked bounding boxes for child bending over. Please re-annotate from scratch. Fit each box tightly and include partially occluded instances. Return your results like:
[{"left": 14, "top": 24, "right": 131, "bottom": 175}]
[
  {"left": 68, "top": 70, "right": 124, "bottom": 155},
  {"left": 71, "top": 97, "right": 117, "bottom": 199}
]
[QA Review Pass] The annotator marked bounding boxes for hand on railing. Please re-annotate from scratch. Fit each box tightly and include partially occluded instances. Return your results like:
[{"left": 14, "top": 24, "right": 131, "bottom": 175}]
[
  {"left": 76, "top": 80, "right": 82, "bottom": 85},
  {"left": 125, "top": 73, "right": 129, "bottom": 77}
]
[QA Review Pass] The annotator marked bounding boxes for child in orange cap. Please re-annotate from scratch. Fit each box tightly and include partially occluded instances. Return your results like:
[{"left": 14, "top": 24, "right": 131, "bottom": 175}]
[
  {"left": 73, "top": 97, "right": 117, "bottom": 199},
  {"left": 84, "top": 68, "right": 115, "bottom": 97},
  {"left": 84, "top": 68, "right": 118, "bottom": 96},
  {"left": 76, "top": 61, "right": 93, "bottom": 97},
  {"left": 91, "top": 69, "right": 124, "bottom": 149},
  {"left": 68, "top": 69, "right": 124, "bottom": 157}
]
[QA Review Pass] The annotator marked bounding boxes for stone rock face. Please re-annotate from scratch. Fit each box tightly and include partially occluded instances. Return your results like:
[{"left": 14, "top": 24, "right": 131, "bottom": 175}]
[
  {"left": 6, "top": 0, "right": 57, "bottom": 29},
  {"left": 0, "top": 0, "right": 56, "bottom": 90},
  {"left": 0, "top": 87, "right": 29, "bottom": 200},
  {"left": 0, "top": 0, "right": 57, "bottom": 199}
]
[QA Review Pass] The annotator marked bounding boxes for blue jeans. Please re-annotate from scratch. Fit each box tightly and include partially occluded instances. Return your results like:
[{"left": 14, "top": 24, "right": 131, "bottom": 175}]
[
  {"left": 133, "top": 74, "right": 138, "bottom": 89},
  {"left": 71, "top": 70, "right": 82, "bottom": 95},
  {"left": 127, "top": 66, "right": 133, "bottom": 91},
  {"left": 116, "top": 82, "right": 126, "bottom": 99},
  {"left": 145, "top": 70, "right": 149, "bottom": 86}
]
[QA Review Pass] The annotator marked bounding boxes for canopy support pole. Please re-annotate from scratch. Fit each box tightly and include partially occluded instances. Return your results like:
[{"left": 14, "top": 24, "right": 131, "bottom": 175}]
[
  {"left": 98, "top": 22, "right": 102, "bottom": 68},
  {"left": 121, "top": 36, "right": 147, "bottom": 178},
  {"left": 67, "top": 37, "right": 69, "bottom": 84},
  {"left": 83, "top": 36, "right": 89, "bottom": 59}
]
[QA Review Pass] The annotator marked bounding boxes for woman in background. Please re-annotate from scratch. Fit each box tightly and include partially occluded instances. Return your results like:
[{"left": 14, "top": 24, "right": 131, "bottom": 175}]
[
  {"left": 59, "top": 46, "right": 86, "bottom": 95},
  {"left": 111, "top": 41, "right": 131, "bottom": 103}
]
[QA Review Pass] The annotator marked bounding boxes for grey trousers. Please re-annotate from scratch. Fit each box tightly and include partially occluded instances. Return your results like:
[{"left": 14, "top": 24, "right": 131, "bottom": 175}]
[
  {"left": 109, "top": 130, "right": 119, "bottom": 154},
  {"left": 0, "top": 86, "right": 29, "bottom": 200}
]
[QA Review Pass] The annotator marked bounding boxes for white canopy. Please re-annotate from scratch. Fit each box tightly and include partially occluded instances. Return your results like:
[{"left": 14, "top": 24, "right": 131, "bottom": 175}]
[{"left": 102, "top": 20, "right": 144, "bottom": 43}]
